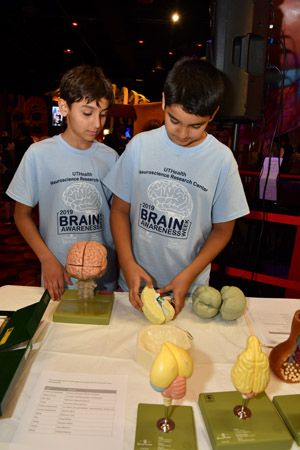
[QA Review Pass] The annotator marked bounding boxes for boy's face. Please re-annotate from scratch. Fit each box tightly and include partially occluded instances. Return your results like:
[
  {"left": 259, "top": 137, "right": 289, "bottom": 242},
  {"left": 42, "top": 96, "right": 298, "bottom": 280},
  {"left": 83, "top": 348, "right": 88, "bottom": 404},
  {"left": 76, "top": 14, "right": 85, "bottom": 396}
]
[
  {"left": 162, "top": 95, "right": 218, "bottom": 148},
  {"left": 58, "top": 97, "right": 110, "bottom": 150}
]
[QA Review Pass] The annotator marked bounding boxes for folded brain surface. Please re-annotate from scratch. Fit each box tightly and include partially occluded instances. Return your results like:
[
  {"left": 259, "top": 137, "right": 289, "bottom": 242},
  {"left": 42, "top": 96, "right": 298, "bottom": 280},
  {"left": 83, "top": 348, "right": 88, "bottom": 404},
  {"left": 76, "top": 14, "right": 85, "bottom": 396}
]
[
  {"left": 231, "top": 335, "right": 270, "bottom": 394},
  {"left": 66, "top": 241, "right": 107, "bottom": 279}
]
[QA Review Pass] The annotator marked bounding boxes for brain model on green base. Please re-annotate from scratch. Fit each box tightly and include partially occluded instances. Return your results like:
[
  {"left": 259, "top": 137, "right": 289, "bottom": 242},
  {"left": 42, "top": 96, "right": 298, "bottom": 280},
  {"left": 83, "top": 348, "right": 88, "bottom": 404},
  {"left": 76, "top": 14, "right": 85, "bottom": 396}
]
[{"left": 66, "top": 241, "right": 107, "bottom": 300}]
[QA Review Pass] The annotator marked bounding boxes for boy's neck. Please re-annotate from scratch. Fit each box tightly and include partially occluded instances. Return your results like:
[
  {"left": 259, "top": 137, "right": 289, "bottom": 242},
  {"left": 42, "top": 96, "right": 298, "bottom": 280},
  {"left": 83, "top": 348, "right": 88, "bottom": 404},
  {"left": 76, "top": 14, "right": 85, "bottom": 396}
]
[{"left": 61, "top": 130, "right": 93, "bottom": 150}]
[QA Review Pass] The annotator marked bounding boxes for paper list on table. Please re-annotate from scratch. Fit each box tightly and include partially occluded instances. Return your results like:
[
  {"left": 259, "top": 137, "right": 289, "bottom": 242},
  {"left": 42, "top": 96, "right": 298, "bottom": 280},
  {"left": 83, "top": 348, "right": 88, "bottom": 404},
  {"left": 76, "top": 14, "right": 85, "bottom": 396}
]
[
  {"left": 11, "top": 371, "right": 128, "bottom": 450},
  {"left": 28, "top": 385, "right": 117, "bottom": 436}
]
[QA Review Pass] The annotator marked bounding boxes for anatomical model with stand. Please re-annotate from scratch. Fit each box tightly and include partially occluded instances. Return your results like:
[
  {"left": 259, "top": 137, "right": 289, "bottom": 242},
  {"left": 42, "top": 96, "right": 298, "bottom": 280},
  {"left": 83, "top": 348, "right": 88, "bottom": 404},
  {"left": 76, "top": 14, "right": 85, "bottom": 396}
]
[
  {"left": 53, "top": 241, "right": 114, "bottom": 325},
  {"left": 199, "top": 335, "right": 293, "bottom": 450},
  {"left": 134, "top": 342, "right": 196, "bottom": 450}
]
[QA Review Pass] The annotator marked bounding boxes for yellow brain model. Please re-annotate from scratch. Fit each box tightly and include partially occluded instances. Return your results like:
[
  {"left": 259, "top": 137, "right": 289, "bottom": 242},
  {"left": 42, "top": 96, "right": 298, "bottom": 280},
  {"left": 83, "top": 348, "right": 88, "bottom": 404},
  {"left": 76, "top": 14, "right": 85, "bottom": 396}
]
[
  {"left": 231, "top": 335, "right": 270, "bottom": 394},
  {"left": 141, "top": 286, "right": 175, "bottom": 324},
  {"left": 150, "top": 342, "right": 193, "bottom": 389}
]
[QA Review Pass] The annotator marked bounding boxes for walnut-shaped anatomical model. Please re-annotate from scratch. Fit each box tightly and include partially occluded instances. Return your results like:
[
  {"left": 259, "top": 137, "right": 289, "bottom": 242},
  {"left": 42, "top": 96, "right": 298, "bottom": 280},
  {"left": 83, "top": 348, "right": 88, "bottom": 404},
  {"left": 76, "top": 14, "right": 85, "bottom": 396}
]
[{"left": 66, "top": 241, "right": 107, "bottom": 300}]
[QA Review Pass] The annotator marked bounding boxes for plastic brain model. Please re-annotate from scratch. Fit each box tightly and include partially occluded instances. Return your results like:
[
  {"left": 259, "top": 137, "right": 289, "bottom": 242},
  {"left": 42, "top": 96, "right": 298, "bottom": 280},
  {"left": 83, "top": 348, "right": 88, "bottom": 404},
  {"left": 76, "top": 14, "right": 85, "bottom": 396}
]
[
  {"left": 66, "top": 241, "right": 107, "bottom": 300},
  {"left": 231, "top": 335, "right": 270, "bottom": 396},
  {"left": 150, "top": 342, "right": 194, "bottom": 399},
  {"left": 141, "top": 286, "right": 175, "bottom": 324}
]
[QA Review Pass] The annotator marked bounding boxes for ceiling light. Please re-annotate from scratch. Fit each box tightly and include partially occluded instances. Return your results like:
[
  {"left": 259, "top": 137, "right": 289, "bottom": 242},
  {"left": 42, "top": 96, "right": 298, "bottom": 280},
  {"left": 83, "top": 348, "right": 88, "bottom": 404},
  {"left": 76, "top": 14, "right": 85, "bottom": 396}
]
[{"left": 172, "top": 13, "right": 179, "bottom": 23}]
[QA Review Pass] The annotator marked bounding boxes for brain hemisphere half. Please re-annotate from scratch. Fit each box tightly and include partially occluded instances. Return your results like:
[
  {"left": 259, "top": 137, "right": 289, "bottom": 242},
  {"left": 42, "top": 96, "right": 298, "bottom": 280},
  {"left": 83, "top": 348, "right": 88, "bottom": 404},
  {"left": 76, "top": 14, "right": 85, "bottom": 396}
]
[
  {"left": 147, "top": 180, "right": 193, "bottom": 219},
  {"left": 62, "top": 183, "right": 102, "bottom": 213}
]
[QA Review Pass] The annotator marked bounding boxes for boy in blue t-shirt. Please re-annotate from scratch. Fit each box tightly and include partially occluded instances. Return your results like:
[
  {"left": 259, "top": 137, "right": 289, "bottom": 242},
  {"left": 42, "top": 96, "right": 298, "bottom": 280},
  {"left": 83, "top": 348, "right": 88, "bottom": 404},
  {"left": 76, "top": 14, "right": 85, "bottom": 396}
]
[
  {"left": 103, "top": 57, "right": 249, "bottom": 317},
  {"left": 7, "top": 65, "right": 118, "bottom": 300}
]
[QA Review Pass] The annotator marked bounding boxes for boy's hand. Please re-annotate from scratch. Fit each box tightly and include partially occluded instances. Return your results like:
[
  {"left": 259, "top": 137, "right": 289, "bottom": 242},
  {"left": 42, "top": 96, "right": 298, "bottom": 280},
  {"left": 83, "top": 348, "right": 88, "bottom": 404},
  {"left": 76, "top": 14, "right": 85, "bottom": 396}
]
[
  {"left": 42, "top": 257, "right": 72, "bottom": 301},
  {"left": 122, "top": 260, "right": 153, "bottom": 311},
  {"left": 158, "top": 273, "right": 191, "bottom": 317}
]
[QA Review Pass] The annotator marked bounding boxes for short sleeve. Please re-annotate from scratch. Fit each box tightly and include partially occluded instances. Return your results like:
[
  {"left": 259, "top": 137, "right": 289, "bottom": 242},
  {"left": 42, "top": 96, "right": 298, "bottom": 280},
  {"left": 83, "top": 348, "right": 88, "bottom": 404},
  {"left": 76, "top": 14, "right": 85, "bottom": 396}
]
[{"left": 102, "top": 140, "right": 137, "bottom": 203}]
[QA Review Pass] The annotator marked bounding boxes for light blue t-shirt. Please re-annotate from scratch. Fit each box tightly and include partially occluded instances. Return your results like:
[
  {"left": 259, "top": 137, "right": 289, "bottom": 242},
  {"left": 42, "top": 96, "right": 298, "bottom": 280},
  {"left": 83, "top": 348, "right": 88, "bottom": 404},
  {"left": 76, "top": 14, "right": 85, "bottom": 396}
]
[
  {"left": 7, "top": 134, "right": 118, "bottom": 291},
  {"left": 103, "top": 126, "right": 249, "bottom": 294}
]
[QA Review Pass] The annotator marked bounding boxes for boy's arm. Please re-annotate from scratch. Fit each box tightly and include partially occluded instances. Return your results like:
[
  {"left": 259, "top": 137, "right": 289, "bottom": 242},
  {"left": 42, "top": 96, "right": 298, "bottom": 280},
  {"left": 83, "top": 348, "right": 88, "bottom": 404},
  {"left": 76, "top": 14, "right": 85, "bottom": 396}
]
[
  {"left": 158, "top": 220, "right": 235, "bottom": 317},
  {"left": 14, "top": 202, "right": 71, "bottom": 300},
  {"left": 110, "top": 196, "right": 153, "bottom": 310}
]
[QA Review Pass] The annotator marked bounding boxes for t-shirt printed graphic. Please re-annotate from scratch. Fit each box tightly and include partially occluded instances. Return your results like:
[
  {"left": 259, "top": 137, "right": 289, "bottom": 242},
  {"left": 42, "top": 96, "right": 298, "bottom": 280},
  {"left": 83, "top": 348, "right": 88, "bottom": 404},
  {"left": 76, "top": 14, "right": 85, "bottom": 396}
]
[
  {"left": 138, "top": 180, "right": 192, "bottom": 239},
  {"left": 58, "top": 182, "right": 104, "bottom": 234}
]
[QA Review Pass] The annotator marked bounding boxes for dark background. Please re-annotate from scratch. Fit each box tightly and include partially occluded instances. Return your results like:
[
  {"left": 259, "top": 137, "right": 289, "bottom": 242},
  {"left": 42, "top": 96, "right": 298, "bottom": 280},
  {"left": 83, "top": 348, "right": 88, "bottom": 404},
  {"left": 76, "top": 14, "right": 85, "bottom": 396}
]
[{"left": 0, "top": 0, "right": 211, "bottom": 101}]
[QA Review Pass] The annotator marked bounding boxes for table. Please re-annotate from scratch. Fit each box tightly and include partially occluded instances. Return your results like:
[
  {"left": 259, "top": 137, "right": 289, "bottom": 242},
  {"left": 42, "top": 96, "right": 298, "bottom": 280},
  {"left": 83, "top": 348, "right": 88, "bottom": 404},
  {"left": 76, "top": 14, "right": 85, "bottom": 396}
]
[{"left": 0, "top": 285, "right": 299, "bottom": 450}]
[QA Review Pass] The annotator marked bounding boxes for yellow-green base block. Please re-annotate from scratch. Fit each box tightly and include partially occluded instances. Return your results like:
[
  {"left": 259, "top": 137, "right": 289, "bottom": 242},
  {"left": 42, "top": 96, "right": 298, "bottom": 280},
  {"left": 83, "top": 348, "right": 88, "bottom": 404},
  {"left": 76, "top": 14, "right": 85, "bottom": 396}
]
[
  {"left": 53, "top": 290, "right": 114, "bottom": 325},
  {"left": 134, "top": 403, "right": 197, "bottom": 450},
  {"left": 198, "top": 391, "right": 293, "bottom": 450},
  {"left": 273, "top": 394, "right": 300, "bottom": 446}
]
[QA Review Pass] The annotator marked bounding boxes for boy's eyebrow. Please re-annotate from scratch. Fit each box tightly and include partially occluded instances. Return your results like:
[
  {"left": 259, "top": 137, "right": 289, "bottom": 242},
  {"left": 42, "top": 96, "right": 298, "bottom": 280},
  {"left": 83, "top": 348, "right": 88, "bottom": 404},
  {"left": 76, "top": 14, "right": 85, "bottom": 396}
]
[
  {"left": 167, "top": 111, "right": 206, "bottom": 126},
  {"left": 81, "top": 103, "right": 94, "bottom": 108},
  {"left": 81, "top": 104, "right": 109, "bottom": 113}
]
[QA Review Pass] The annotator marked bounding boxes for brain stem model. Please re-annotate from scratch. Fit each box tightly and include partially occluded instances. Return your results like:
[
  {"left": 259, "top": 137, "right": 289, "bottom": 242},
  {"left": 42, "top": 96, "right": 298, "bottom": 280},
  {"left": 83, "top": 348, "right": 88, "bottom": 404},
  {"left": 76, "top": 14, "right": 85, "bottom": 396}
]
[
  {"left": 150, "top": 342, "right": 193, "bottom": 402},
  {"left": 150, "top": 342, "right": 193, "bottom": 432},
  {"left": 66, "top": 241, "right": 107, "bottom": 300}
]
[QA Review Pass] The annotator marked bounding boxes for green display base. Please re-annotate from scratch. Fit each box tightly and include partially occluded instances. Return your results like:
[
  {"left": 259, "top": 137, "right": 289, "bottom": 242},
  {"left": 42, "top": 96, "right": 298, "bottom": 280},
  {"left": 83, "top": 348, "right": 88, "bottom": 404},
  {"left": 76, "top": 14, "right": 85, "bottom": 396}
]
[
  {"left": 273, "top": 394, "right": 300, "bottom": 446},
  {"left": 52, "top": 290, "right": 114, "bottom": 325},
  {"left": 134, "top": 403, "right": 197, "bottom": 450},
  {"left": 198, "top": 391, "right": 293, "bottom": 450}
]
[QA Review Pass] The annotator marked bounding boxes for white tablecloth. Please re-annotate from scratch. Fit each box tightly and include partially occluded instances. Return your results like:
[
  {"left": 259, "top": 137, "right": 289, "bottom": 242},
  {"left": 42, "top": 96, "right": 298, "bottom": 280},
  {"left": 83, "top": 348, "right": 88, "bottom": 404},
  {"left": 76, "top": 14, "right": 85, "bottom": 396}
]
[{"left": 0, "top": 285, "right": 299, "bottom": 450}]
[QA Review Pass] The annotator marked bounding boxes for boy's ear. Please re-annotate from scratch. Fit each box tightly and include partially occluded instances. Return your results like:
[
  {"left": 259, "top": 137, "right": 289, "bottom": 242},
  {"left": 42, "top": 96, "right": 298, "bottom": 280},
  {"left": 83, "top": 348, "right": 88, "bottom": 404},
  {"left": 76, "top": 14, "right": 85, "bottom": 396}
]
[
  {"left": 58, "top": 98, "right": 68, "bottom": 117},
  {"left": 209, "top": 106, "right": 220, "bottom": 122},
  {"left": 161, "top": 92, "right": 165, "bottom": 110}
]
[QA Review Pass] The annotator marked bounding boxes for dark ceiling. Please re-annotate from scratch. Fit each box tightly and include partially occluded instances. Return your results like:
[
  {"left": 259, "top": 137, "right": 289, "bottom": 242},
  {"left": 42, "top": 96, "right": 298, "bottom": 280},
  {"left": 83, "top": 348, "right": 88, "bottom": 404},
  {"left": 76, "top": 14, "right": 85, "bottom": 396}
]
[{"left": 0, "top": 0, "right": 211, "bottom": 101}]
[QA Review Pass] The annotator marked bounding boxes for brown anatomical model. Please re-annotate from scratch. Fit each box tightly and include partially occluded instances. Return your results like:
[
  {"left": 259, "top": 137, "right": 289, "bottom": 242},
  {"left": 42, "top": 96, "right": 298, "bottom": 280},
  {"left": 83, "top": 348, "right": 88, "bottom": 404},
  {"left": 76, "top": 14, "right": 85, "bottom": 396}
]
[
  {"left": 269, "top": 309, "right": 300, "bottom": 383},
  {"left": 66, "top": 241, "right": 107, "bottom": 300}
]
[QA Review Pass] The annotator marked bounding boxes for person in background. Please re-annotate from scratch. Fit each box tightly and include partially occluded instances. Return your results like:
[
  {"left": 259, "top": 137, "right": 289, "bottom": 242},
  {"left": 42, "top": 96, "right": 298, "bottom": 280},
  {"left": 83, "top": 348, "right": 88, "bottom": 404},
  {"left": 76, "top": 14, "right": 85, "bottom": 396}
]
[
  {"left": 0, "top": 134, "right": 15, "bottom": 224},
  {"left": 141, "top": 119, "right": 162, "bottom": 132},
  {"left": 7, "top": 65, "right": 118, "bottom": 300},
  {"left": 14, "top": 123, "right": 34, "bottom": 169},
  {"left": 103, "top": 57, "right": 249, "bottom": 317},
  {"left": 279, "top": 133, "right": 294, "bottom": 174},
  {"left": 103, "top": 118, "right": 129, "bottom": 155},
  {"left": 288, "top": 144, "right": 300, "bottom": 174}
]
